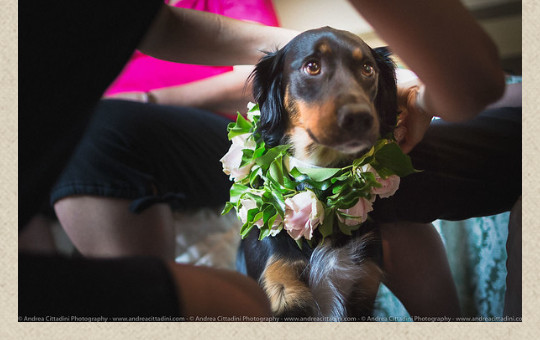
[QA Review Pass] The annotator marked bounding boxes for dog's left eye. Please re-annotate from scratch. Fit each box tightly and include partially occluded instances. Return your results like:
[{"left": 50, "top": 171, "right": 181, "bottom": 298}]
[
  {"left": 361, "top": 63, "right": 374, "bottom": 77},
  {"left": 303, "top": 61, "right": 321, "bottom": 75}
]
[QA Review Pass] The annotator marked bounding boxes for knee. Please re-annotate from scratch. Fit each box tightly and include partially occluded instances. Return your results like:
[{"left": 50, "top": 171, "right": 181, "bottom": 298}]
[{"left": 167, "top": 263, "right": 272, "bottom": 318}]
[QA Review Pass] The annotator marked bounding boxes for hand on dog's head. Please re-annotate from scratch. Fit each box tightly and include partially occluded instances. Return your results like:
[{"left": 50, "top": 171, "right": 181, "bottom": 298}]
[{"left": 250, "top": 27, "right": 398, "bottom": 167}]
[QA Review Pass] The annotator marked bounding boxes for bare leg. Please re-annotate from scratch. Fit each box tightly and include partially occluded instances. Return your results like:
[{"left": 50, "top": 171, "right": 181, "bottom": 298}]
[
  {"left": 504, "top": 197, "right": 521, "bottom": 318},
  {"left": 380, "top": 222, "right": 460, "bottom": 318},
  {"left": 55, "top": 196, "right": 175, "bottom": 259}
]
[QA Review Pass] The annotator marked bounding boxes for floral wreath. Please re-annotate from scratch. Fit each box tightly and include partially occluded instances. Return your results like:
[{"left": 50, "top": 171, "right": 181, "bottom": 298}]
[{"left": 220, "top": 103, "right": 417, "bottom": 248}]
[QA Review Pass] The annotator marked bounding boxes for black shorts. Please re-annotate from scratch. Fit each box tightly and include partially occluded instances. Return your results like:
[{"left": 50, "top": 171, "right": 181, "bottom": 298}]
[
  {"left": 372, "top": 106, "right": 522, "bottom": 222},
  {"left": 51, "top": 100, "right": 521, "bottom": 222},
  {"left": 51, "top": 99, "right": 233, "bottom": 213}
]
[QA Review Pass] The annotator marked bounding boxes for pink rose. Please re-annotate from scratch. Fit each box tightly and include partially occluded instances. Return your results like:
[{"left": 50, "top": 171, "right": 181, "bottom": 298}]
[
  {"left": 372, "top": 174, "right": 400, "bottom": 198},
  {"left": 338, "top": 197, "right": 373, "bottom": 226},
  {"left": 359, "top": 165, "right": 401, "bottom": 199},
  {"left": 220, "top": 134, "right": 255, "bottom": 181},
  {"left": 284, "top": 190, "right": 324, "bottom": 240}
]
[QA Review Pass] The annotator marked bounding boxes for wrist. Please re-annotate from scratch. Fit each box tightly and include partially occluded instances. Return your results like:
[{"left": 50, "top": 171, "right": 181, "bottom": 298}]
[
  {"left": 414, "top": 85, "right": 436, "bottom": 119},
  {"left": 408, "top": 85, "right": 434, "bottom": 120},
  {"left": 142, "top": 91, "right": 158, "bottom": 104}
]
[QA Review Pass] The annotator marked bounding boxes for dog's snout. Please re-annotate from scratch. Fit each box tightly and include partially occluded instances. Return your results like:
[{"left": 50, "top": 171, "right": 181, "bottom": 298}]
[{"left": 337, "top": 104, "right": 373, "bottom": 132}]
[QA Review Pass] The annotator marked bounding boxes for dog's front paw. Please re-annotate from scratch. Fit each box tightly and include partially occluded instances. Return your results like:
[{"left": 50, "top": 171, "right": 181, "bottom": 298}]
[{"left": 260, "top": 257, "right": 318, "bottom": 319}]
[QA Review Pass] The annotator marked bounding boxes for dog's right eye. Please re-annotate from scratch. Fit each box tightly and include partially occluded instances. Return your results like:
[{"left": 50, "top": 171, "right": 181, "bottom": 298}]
[{"left": 303, "top": 61, "right": 321, "bottom": 75}]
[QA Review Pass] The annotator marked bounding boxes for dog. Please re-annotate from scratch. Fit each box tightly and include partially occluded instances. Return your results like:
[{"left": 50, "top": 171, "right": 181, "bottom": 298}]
[{"left": 237, "top": 27, "right": 399, "bottom": 320}]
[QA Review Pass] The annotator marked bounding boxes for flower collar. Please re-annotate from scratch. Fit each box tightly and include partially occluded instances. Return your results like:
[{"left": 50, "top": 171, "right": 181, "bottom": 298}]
[{"left": 220, "top": 103, "right": 417, "bottom": 247}]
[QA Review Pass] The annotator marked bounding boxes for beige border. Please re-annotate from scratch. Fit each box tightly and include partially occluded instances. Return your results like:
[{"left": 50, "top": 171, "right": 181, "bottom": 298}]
[
  {"left": 1, "top": 0, "right": 18, "bottom": 338},
  {"left": 6, "top": 0, "right": 536, "bottom": 338}
]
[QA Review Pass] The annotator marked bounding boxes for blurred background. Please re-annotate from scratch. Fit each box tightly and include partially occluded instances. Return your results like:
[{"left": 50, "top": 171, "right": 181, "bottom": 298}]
[{"left": 273, "top": 0, "right": 521, "bottom": 75}]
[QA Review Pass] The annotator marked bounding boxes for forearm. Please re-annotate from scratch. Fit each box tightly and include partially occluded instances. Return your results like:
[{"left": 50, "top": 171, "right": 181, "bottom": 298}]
[
  {"left": 349, "top": 0, "right": 505, "bottom": 121},
  {"left": 150, "top": 66, "right": 254, "bottom": 114},
  {"left": 139, "top": 5, "right": 298, "bottom": 66}
]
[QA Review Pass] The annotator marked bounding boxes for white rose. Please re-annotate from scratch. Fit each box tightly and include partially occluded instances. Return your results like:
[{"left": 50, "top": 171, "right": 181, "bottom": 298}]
[
  {"left": 220, "top": 134, "right": 256, "bottom": 181},
  {"left": 239, "top": 197, "right": 282, "bottom": 236},
  {"left": 238, "top": 198, "right": 263, "bottom": 228}
]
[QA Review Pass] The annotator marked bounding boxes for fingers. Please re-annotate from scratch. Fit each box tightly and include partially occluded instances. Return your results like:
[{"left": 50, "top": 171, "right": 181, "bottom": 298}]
[{"left": 395, "top": 86, "right": 433, "bottom": 154}]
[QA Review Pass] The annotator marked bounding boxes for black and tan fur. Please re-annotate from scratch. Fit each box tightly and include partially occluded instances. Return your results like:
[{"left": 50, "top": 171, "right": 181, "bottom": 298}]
[{"left": 237, "top": 27, "right": 398, "bottom": 320}]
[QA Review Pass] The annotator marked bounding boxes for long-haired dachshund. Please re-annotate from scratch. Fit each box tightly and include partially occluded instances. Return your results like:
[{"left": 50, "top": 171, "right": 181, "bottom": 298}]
[{"left": 237, "top": 27, "right": 398, "bottom": 320}]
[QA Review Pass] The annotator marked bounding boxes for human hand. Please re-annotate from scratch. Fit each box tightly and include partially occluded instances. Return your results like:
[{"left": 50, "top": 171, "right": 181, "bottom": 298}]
[{"left": 394, "top": 85, "right": 434, "bottom": 154}]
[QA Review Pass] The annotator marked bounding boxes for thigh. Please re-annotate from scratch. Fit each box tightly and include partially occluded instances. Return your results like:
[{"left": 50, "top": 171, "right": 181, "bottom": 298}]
[
  {"left": 372, "top": 107, "right": 521, "bottom": 222},
  {"left": 51, "top": 99, "right": 233, "bottom": 213}
]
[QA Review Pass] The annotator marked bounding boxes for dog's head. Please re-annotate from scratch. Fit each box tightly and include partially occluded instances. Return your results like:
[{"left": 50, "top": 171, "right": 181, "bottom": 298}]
[{"left": 251, "top": 27, "right": 397, "bottom": 167}]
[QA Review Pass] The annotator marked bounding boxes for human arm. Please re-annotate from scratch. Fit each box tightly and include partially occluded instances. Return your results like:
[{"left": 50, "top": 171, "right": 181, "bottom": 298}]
[
  {"left": 138, "top": 5, "right": 298, "bottom": 66},
  {"left": 348, "top": 0, "right": 505, "bottom": 123},
  {"left": 107, "top": 65, "right": 255, "bottom": 115},
  {"left": 394, "top": 75, "right": 520, "bottom": 153}
]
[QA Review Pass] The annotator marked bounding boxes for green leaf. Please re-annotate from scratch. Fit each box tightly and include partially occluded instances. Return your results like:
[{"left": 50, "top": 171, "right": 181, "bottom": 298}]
[
  {"left": 266, "top": 186, "right": 286, "bottom": 215},
  {"left": 240, "top": 149, "right": 254, "bottom": 167},
  {"left": 262, "top": 205, "right": 276, "bottom": 223},
  {"left": 253, "top": 142, "right": 266, "bottom": 159},
  {"left": 268, "top": 158, "right": 285, "bottom": 186},
  {"left": 294, "top": 167, "right": 342, "bottom": 182},
  {"left": 328, "top": 189, "right": 363, "bottom": 210},
  {"left": 240, "top": 222, "right": 255, "bottom": 239},
  {"left": 318, "top": 208, "right": 335, "bottom": 240},
  {"left": 309, "top": 179, "right": 333, "bottom": 191},
  {"left": 221, "top": 202, "right": 234, "bottom": 215},
  {"left": 289, "top": 167, "right": 309, "bottom": 182},
  {"left": 249, "top": 165, "right": 262, "bottom": 187},
  {"left": 267, "top": 213, "right": 280, "bottom": 230},
  {"left": 227, "top": 113, "right": 253, "bottom": 139},
  {"left": 248, "top": 103, "right": 260, "bottom": 113},
  {"left": 246, "top": 207, "right": 260, "bottom": 222},
  {"left": 331, "top": 173, "right": 350, "bottom": 183},
  {"left": 258, "top": 227, "right": 271, "bottom": 240},
  {"left": 243, "top": 192, "right": 264, "bottom": 206},
  {"left": 352, "top": 146, "right": 376, "bottom": 167},
  {"left": 337, "top": 220, "right": 353, "bottom": 236},
  {"left": 229, "top": 183, "right": 249, "bottom": 204},
  {"left": 331, "top": 176, "right": 354, "bottom": 195},
  {"left": 255, "top": 145, "right": 290, "bottom": 170},
  {"left": 373, "top": 142, "right": 417, "bottom": 177},
  {"left": 253, "top": 211, "right": 264, "bottom": 224}
]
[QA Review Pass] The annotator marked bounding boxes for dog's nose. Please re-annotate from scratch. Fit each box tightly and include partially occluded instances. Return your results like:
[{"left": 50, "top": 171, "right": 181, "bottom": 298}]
[{"left": 337, "top": 104, "right": 373, "bottom": 132}]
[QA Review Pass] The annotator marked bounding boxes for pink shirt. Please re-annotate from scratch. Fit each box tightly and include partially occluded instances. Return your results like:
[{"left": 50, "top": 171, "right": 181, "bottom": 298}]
[{"left": 104, "top": 0, "right": 280, "bottom": 96}]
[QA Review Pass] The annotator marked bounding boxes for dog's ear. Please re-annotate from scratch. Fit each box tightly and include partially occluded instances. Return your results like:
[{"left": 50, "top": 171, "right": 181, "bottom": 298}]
[
  {"left": 250, "top": 48, "right": 289, "bottom": 147},
  {"left": 372, "top": 47, "right": 398, "bottom": 137}
]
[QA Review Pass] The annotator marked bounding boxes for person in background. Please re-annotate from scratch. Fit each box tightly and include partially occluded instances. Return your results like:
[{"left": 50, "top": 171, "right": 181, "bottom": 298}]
[
  {"left": 50, "top": 0, "right": 280, "bottom": 260},
  {"left": 104, "top": 0, "right": 280, "bottom": 118},
  {"left": 20, "top": 0, "right": 296, "bottom": 318}
]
